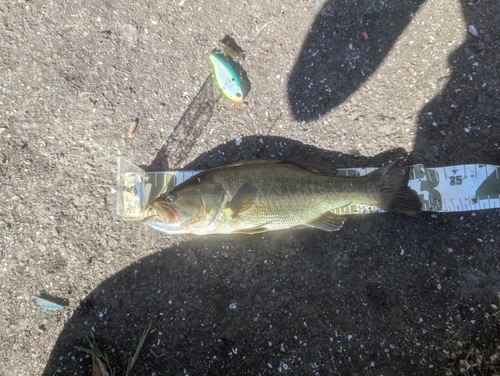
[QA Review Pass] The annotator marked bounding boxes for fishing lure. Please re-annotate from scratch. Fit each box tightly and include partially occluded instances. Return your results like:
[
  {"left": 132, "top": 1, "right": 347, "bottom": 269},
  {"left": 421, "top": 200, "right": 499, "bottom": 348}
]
[{"left": 209, "top": 52, "right": 244, "bottom": 103}]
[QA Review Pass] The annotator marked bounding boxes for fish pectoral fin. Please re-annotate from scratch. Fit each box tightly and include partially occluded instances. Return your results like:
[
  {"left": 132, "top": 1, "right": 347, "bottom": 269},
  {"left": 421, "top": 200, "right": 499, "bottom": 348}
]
[
  {"left": 227, "top": 181, "right": 257, "bottom": 217},
  {"left": 306, "top": 212, "right": 346, "bottom": 232},
  {"left": 233, "top": 225, "right": 269, "bottom": 234}
]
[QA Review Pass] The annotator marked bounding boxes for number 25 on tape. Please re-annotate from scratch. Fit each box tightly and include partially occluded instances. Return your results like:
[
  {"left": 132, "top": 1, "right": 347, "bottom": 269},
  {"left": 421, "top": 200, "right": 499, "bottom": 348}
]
[{"left": 450, "top": 176, "right": 462, "bottom": 186}]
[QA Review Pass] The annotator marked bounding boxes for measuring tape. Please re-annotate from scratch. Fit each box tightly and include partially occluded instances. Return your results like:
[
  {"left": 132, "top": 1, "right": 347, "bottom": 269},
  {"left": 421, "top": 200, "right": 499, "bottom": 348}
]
[
  {"left": 408, "top": 163, "right": 499, "bottom": 212},
  {"left": 116, "top": 158, "right": 500, "bottom": 220}
]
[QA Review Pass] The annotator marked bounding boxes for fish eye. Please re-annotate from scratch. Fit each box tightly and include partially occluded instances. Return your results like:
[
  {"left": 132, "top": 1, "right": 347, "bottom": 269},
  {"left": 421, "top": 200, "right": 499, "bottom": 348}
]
[{"left": 166, "top": 191, "right": 177, "bottom": 202}]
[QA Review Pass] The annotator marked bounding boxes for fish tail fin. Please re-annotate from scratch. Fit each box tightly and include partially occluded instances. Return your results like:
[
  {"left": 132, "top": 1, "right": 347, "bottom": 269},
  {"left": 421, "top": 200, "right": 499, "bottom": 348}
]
[{"left": 370, "top": 160, "right": 422, "bottom": 216}]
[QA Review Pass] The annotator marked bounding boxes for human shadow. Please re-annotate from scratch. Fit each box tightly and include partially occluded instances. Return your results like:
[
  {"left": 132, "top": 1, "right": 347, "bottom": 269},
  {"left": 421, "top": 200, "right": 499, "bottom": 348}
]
[
  {"left": 411, "top": 0, "right": 500, "bottom": 166},
  {"left": 288, "top": 0, "right": 499, "bottom": 166},
  {"left": 288, "top": 0, "right": 425, "bottom": 121},
  {"left": 43, "top": 137, "right": 500, "bottom": 375}
]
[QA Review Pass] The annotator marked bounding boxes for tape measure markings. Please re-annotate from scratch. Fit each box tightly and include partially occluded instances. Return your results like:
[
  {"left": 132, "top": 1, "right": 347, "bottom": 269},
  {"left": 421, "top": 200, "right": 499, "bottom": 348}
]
[
  {"left": 117, "top": 158, "right": 500, "bottom": 219},
  {"left": 163, "top": 165, "right": 500, "bottom": 214}
]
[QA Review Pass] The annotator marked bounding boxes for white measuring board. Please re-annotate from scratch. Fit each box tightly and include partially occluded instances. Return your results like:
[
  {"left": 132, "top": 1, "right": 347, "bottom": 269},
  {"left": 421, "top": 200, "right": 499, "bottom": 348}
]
[{"left": 116, "top": 157, "right": 500, "bottom": 220}]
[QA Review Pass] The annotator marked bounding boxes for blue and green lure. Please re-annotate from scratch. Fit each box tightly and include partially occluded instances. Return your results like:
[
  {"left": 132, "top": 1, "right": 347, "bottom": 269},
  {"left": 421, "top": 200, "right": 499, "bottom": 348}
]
[{"left": 209, "top": 52, "right": 244, "bottom": 103}]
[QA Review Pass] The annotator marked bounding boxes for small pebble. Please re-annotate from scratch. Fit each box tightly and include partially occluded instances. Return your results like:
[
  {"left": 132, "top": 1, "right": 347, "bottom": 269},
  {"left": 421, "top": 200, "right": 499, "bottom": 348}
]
[
  {"left": 127, "top": 119, "right": 138, "bottom": 138},
  {"left": 229, "top": 303, "right": 237, "bottom": 310},
  {"left": 478, "top": 92, "right": 486, "bottom": 104},
  {"left": 468, "top": 25, "right": 478, "bottom": 37}
]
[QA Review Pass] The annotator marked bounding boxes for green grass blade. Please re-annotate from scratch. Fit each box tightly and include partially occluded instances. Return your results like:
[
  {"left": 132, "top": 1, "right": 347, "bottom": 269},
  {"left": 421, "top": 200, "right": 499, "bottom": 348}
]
[
  {"left": 125, "top": 324, "right": 152, "bottom": 376},
  {"left": 74, "top": 346, "right": 94, "bottom": 356},
  {"left": 75, "top": 332, "right": 115, "bottom": 376}
]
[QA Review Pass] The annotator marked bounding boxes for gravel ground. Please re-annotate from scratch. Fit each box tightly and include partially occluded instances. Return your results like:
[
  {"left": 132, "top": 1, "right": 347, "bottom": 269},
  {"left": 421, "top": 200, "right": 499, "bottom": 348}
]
[{"left": 0, "top": 0, "right": 499, "bottom": 375}]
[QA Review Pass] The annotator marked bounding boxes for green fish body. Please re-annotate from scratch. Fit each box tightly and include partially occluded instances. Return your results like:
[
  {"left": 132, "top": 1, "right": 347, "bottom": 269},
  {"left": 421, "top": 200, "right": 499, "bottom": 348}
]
[{"left": 146, "top": 160, "right": 421, "bottom": 235}]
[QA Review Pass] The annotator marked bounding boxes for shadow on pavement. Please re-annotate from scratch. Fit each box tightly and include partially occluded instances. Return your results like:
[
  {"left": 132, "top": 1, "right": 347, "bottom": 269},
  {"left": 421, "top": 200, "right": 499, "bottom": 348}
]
[
  {"left": 288, "top": 0, "right": 499, "bottom": 165},
  {"left": 412, "top": 0, "right": 500, "bottom": 165},
  {"left": 288, "top": 0, "right": 425, "bottom": 121},
  {"left": 43, "top": 137, "right": 500, "bottom": 375}
]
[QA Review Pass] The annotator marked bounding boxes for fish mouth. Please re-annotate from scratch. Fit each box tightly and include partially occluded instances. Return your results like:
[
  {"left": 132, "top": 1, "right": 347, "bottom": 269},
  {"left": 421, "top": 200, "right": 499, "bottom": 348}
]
[
  {"left": 151, "top": 201, "right": 179, "bottom": 223},
  {"left": 144, "top": 216, "right": 184, "bottom": 234}
]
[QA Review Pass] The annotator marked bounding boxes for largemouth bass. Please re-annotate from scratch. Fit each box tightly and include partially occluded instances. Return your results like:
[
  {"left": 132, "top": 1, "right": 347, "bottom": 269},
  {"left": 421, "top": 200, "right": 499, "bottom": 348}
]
[{"left": 146, "top": 160, "right": 421, "bottom": 235}]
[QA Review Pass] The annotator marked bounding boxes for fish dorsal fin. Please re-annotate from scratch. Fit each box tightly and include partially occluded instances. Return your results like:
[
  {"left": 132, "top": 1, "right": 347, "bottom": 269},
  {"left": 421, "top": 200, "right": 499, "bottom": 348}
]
[
  {"left": 306, "top": 211, "right": 346, "bottom": 231},
  {"left": 233, "top": 225, "right": 269, "bottom": 234},
  {"left": 284, "top": 156, "right": 337, "bottom": 175},
  {"left": 227, "top": 181, "right": 257, "bottom": 217}
]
